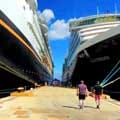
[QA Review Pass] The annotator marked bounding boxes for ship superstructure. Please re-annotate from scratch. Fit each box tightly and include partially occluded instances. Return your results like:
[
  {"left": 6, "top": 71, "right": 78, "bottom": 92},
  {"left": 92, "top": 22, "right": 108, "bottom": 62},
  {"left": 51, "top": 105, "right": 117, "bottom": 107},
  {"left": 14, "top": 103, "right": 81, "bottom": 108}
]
[
  {"left": 0, "top": 0, "right": 53, "bottom": 89},
  {"left": 62, "top": 14, "right": 120, "bottom": 99}
]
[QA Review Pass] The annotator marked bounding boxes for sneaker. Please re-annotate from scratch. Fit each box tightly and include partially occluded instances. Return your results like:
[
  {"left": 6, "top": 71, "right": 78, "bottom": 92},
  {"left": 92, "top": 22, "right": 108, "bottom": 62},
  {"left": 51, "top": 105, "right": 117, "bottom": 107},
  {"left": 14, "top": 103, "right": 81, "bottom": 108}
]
[
  {"left": 80, "top": 105, "right": 84, "bottom": 109},
  {"left": 96, "top": 105, "right": 100, "bottom": 109}
]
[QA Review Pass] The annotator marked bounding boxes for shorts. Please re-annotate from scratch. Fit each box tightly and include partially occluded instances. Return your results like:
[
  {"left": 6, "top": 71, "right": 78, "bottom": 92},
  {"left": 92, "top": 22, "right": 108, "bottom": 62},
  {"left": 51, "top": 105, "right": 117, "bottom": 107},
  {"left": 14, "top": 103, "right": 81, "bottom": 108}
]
[
  {"left": 95, "top": 94, "right": 101, "bottom": 100},
  {"left": 79, "top": 94, "right": 86, "bottom": 100}
]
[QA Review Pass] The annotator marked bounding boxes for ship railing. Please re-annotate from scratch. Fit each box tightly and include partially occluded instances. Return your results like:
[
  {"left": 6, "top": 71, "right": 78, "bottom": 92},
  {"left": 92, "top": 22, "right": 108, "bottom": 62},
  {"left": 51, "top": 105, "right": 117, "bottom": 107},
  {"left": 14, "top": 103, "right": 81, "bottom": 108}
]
[
  {"left": 0, "top": 58, "right": 35, "bottom": 85},
  {"left": 102, "top": 76, "right": 120, "bottom": 88},
  {"left": 100, "top": 58, "right": 120, "bottom": 86}
]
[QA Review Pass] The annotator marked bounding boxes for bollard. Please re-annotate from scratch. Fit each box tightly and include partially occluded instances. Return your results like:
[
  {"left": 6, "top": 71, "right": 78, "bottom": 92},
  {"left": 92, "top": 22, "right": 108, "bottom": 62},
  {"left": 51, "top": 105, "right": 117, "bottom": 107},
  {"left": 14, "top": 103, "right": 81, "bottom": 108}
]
[
  {"left": 17, "top": 87, "right": 24, "bottom": 92},
  {"left": 45, "top": 82, "right": 48, "bottom": 86}
]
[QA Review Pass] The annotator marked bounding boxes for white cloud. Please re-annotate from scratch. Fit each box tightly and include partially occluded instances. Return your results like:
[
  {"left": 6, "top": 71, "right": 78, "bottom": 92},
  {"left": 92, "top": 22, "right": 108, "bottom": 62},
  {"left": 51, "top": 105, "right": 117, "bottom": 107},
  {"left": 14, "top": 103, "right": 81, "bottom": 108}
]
[
  {"left": 48, "top": 20, "right": 70, "bottom": 40},
  {"left": 41, "top": 9, "right": 55, "bottom": 23},
  {"left": 40, "top": 9, "right": 81, "bottom": 40}
]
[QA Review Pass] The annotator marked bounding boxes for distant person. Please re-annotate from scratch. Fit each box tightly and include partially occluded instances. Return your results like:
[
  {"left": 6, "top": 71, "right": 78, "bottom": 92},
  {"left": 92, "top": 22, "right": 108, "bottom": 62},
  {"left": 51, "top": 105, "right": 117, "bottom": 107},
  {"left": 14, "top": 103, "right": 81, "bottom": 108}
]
[
  {"left": 93, "top": 81, "right": 103, "bottom": 109},
  {"left": 77, "top": 80, "right": 88, "bottom": 109}
]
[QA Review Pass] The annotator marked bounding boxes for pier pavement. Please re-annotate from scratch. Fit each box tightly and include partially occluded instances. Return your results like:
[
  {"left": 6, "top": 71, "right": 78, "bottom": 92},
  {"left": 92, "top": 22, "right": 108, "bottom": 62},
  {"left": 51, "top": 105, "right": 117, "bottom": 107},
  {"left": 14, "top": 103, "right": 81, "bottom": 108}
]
[{"left": 0, "top": 86, "right": 119, "bottom": 120}]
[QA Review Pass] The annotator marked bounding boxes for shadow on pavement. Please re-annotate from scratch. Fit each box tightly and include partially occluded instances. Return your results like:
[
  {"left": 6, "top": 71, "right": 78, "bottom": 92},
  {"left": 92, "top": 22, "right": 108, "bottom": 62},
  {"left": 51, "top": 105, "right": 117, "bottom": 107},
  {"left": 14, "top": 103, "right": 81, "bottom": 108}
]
[
  {"left": 63, "top": 105, "right": 79, "bottom": 109},
  {"left": 63, "top": 105, "right": 96, "bottom": 109}
]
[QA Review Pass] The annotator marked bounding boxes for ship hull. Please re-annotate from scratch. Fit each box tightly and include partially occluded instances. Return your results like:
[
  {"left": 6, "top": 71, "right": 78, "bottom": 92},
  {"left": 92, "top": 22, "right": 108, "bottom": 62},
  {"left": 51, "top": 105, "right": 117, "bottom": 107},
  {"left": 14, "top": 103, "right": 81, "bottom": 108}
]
[
  {"left": 0, "top": 10, "right": 51, "bottom": 90},
  {"left": 71, "top": 34, "right": 120, "bottom": 100}
]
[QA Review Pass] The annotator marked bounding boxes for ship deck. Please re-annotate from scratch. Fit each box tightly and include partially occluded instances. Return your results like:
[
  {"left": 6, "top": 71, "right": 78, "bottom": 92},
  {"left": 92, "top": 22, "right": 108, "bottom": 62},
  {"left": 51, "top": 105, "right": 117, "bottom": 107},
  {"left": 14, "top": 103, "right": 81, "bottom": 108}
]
[{"left": 0, "top": 86, "right": 119, "bottom": 120}]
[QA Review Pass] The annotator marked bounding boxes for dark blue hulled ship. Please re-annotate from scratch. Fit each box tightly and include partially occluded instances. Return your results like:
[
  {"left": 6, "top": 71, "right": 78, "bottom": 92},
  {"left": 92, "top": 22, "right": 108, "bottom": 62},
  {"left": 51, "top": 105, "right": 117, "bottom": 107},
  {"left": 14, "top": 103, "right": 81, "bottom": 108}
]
[
  {"left": 63, "top": 14, "right": 120, "bottom": 100},
  {"left": 0, "top": 0, "right": 53, "bottom": 91}
]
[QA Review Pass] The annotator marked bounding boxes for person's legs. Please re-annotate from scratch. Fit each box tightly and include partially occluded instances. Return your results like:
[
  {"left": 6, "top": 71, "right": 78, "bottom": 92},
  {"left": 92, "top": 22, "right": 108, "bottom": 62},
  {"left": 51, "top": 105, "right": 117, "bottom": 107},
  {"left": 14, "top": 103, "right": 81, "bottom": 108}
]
[
  {"left": 79, "top": 94, "right": 86, "bottom": 109},
  {"left": 95, "top": 95, "right": 99, "bottom": 108},
  {"left": 95, "top": 95, "right": 101, "bottom": 108},
  {"left": 79, "top": 100, "right": 82, "bottom": 108},
  {"left": 79, "top": 94, "right": 82, "bottom": 108},
  {"left": 79, "top": 100, "right": 84, "bottom": 109},
  {"left": 97, "top": 95, "right": 101, "bottom": 108},
  {"left": 82, "top": 100, "right": 84, "bottom": 108},
  {"left": 81, "top": 95, "right": 85, "bottom": 109}
]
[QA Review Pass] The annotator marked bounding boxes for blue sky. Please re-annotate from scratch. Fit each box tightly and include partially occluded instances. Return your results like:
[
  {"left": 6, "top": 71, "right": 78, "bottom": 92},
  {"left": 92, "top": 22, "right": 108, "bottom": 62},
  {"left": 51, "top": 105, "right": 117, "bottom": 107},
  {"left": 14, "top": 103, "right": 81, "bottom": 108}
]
[{"left": 37, "top": 0, "right": 120, "bottom": 80}]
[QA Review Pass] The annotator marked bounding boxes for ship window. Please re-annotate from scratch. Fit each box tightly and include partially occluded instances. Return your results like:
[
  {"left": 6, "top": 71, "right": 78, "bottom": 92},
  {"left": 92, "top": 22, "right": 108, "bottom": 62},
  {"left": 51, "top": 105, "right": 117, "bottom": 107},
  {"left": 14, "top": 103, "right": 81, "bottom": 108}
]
[{"left": 80, "top": 40, "right": 86, "bottom": 45}]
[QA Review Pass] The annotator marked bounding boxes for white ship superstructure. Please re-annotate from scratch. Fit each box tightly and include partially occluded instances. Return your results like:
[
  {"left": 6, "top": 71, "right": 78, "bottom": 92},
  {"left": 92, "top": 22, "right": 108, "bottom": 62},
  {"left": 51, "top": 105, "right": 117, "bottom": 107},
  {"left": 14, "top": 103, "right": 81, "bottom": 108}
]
[{"left": 68, "top": 14, "right": 120, "bottom": 66}]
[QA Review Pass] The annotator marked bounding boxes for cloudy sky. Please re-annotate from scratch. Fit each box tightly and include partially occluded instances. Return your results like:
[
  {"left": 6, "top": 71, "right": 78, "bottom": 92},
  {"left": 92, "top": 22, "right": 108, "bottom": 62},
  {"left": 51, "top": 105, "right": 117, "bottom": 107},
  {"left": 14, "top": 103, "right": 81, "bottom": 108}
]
[{"left": 38, "top": 0, "right": 120, "bottom": 80}]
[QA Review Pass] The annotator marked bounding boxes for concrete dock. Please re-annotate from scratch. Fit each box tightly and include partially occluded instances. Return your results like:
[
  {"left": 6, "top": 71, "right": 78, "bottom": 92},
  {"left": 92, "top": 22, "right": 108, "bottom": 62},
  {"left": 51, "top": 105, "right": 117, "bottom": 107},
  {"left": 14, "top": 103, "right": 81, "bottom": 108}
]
[{"left": 0, "top": 86, "right": 120, "bottom": 120}]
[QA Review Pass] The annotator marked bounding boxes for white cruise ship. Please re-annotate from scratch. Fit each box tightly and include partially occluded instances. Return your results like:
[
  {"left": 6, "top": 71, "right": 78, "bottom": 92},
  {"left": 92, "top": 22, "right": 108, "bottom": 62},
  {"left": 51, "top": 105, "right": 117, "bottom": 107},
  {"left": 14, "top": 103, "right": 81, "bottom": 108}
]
[
  {"left": 0, "top": 0, "right": 53, "bottom": 90},
  {"left": 62, "top": 14, "right": 120, "bottom": 100}
]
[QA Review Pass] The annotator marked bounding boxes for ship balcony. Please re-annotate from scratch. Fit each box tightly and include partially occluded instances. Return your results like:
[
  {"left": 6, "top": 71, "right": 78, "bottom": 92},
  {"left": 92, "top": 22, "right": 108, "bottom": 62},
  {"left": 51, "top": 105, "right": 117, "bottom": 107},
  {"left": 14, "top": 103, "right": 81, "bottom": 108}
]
[
  {"left": 40, "top": 23, "right": 48, "bottom": 33},
  {"left": 26, "top": 0, "right": 37, "bottom": 10}
]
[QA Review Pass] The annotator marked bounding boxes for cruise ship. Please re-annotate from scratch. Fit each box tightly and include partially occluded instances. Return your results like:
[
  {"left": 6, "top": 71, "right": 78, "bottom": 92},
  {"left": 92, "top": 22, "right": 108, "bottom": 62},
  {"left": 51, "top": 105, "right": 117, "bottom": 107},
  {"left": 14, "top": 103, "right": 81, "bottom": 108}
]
[
  {"left": 62, "top": 14, "right": 120, "bottom": 100},
  {"left": 0, "top": 0, "right": 53, "bottom": 90}
]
